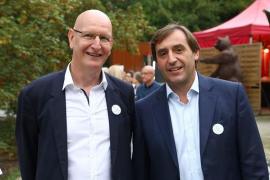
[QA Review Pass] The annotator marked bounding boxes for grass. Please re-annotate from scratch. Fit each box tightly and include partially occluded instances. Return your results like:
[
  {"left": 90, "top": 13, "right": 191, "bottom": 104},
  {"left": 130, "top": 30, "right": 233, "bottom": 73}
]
[
  {"left": 0, "top": 167, "right": 20, "bottom": 180},
  {"left": 0, "top": 116, "right": 19, "bottom": 179},
  {"left": 0, "top": 117, "right": 17, "bottom": 158}
]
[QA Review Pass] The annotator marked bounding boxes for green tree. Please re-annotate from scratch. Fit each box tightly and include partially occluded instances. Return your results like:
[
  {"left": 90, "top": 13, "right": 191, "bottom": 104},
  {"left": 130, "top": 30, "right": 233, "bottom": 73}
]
[
  {"left": 217, "top": 0, "right": 253, "bottom": 25},
  {"left": 1, "top": 0, "right": 252, "bottom": 115},
  {"left": 107, "top": 2, "right": 156, "bottom": 53},
  {"left": 138, "top": 0, "right": 252, "bottom": 32},
  {"left": 0, "top": 0, "right": 70, "bottom": 114},
  {"left": 0, "top": 0, "right": 154, "bottom": 115}
]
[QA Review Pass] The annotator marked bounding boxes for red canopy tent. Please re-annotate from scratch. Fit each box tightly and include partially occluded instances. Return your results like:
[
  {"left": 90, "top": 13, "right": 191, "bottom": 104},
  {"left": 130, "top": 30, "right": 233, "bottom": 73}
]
[
  {"left": 194, "top": 0, "right": 270, "bottom": 77},
  {"left": 193, "top": 0, "right": 270, "bottom": 48}
]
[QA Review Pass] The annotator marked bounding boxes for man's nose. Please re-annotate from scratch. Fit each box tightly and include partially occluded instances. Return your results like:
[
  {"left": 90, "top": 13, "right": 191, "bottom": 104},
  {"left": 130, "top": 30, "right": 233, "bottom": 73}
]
[
  {"left": 168, "top": 51, "right": 177, "bottom": 64},
  {"left": 91, "top": 36, "right": 101, "bottom": 49}
]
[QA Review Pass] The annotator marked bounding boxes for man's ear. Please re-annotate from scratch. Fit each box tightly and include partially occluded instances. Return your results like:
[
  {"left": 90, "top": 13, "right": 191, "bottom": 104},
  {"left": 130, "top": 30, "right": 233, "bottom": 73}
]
[
  {"left": 67, "top": 28, "right": 74, "bottom": 49},
  {"left": 194, "top": 50, "right": 200, "bottom": 61}
]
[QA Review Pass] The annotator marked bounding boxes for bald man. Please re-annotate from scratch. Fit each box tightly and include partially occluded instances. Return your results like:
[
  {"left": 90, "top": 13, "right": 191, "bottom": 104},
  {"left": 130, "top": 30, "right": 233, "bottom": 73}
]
[
  {"left": 136, "top": 65, "right": 161, "bottom": 101},
  {"left": 16, "top": 10, "right": 135, "bottom": 180}
]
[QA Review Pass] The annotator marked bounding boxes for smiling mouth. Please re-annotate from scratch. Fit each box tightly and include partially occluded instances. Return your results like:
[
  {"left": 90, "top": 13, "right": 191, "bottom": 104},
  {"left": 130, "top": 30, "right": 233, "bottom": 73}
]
[
  {"left": 168, "top": 66, "right": 182, "bottom": 72},
  {"left": 86, "top": 52, "right": 102, "bottom": 57}
]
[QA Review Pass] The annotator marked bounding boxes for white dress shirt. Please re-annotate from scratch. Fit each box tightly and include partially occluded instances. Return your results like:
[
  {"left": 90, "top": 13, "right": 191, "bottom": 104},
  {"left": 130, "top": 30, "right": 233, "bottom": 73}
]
[
  {"left": 167, "top": 72, "right": 204, "bottom": 180},
  {"left": 63, "top": 64, "right": 111, "bottom": 180}
]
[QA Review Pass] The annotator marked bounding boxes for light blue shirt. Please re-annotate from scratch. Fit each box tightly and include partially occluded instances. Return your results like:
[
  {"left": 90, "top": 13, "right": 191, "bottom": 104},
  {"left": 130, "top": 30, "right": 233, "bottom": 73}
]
[{"left": 166, "top": 72, "right": 204, "bottom": 180}]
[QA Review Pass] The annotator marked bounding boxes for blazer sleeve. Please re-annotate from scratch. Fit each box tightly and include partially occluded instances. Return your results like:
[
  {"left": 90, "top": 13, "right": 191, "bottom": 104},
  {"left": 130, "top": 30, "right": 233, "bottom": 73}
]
[
  {"left": 16, "top": 89, "right": 38, "bottom": 180},
  {"left": 236, "top": 84, "right": 269, "bottom": 179}
]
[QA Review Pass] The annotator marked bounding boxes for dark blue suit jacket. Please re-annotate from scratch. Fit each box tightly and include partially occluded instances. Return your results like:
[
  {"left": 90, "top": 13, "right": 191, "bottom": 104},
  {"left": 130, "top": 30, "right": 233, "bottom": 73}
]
[
  {"left": 16, "top": 70, "right": 135, "bottom": 180},
  {"left": 133, "top": 74, "right": 269, "bottom": 180}
]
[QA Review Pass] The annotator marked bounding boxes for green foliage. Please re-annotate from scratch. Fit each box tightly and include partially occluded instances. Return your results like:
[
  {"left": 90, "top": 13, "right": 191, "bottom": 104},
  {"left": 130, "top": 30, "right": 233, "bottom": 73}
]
[
  {"left": 138, "top": 0, "right": 252, "bottom": 31},
  {"left": 108, "top": 2, "right": 156, "bottom": 53},
  {"left": 137, "top": 0, "right": 217, "bottom": 31},
  {"left": 0, "top": 117, "right": 16, "bottom": 158},
  {"left": 1, "top": 166, "right": 20, "bottom": 180},
  {"left": 0, "top": 0, "right": 70, "bottom": 114},
  {"left": 217, "top": 0, "right": 252, "bottom": 25},
  {"left": 0, "top": 0, "right": 253, "bottom": 114},
  {"left": 0, "top": 0, "right": 154, "bottom": 114}
]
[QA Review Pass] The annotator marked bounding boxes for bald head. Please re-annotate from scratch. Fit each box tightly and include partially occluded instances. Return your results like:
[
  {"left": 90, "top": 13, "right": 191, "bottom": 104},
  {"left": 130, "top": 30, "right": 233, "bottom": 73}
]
[
  {"left": 68, "top": 9, "right": 113, "bottom": 78},
  {"left": 142, "top": 65, "right": 155, "bottom": 75},
  {"left": 74, "top": 9, "right": 112, "bottom": 35},
  {"left": 141, "top": 65, "right": 155, "bottom": 86}
]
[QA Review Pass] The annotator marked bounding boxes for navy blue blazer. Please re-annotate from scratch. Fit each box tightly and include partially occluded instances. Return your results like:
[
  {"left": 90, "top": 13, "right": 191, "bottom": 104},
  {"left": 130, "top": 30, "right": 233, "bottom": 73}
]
[
  {"left": 16, "top": 70, "right": 135, "bottom": 180},
  {"left": 133, "top": 74, "right": 269, "bottom": 180}
]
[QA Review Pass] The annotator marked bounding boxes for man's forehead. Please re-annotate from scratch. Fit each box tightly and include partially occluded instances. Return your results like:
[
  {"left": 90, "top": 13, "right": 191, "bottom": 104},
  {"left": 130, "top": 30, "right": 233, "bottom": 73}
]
[
  {"left": 142, "top": 66, "right": 154, "bottom": 73},
  {"left": 156, "top": 34, "right": 188, "bottom": 50},
  {"left": 156, "top": 43, "right": 185, "bottom": 51},
  {"left": 74, "top": 10, "right": 112, "bottom": 30}
]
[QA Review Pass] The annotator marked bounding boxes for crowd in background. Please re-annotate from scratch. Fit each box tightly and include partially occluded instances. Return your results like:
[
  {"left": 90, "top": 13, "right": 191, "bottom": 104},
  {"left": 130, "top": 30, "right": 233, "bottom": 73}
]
[{"left": 104, "top": 64, "right": 161, "bottom": 100}]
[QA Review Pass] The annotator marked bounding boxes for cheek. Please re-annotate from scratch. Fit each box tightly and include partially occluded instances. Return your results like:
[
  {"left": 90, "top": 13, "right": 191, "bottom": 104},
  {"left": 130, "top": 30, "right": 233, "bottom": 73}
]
[
  {"left": 73, "top": 41, "right": 88, "bottom": 52},
  {"left": 106, "top": 42, "right": 113, "bottom": 52},
  {"left": 105, "top": 48, "right": 111, "bottom": 55},
  {"left": 157, "top": 60, "right": 164, "bottom": 70},
  {"left": 102, "top": 45, "right": 112, "bottom": 56}
]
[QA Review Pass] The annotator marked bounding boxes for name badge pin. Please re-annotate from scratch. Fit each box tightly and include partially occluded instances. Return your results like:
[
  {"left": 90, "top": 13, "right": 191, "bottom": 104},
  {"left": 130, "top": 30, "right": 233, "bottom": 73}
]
[
  {"left": 212, "top": 123, "right": 224, "bottom": 135},
  {"left": 112, "top": 104, "right": 121, "bottom": 115}
]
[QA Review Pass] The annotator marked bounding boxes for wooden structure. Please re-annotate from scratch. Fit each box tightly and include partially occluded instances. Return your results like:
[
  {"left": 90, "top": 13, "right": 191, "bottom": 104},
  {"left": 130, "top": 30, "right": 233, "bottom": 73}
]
[
  {"left": 110, "top": 50, "right": 144, "bottom": 72},
  {"left": 197, "top": 43, "right": 262, "bottom": 113},
  {"left": 110, "top": 42, "right": 151, "bottom": 72}
]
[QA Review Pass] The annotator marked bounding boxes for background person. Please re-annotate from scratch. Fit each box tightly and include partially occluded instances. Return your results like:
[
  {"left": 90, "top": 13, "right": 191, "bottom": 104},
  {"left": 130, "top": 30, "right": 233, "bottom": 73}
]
[
  {"left": 108, "top": 64, "right": 125, "bottom": 80},
  {"left": 135, "top": 65, "right": 160, "bottom": 101}
]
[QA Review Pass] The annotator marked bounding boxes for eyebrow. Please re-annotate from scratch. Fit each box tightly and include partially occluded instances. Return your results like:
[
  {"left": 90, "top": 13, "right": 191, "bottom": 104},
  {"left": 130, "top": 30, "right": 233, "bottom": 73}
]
[
  {"left": 173, "top": 44, "right": 185, "bottom": 49},
  {"left": 73, "top": 28, "right": 112, "bottom": 37},
  {"left": 157, "top": 47, "right": 167, "bottom": 53},
  {"left": 157, "top": 43, "right": 186, "bottom": 51}
]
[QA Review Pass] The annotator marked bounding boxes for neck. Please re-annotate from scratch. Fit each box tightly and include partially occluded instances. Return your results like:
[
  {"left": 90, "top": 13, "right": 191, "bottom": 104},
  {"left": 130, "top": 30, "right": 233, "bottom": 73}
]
[
  {"left": 145, "top": 80, "right": 154, "bottom": 87},
  {"left": 70, "top": 62, "right": 102, "bottom": 92},
  {"left": 171, "top": 84, "right": 190, "bottom": 104},
  {"left": 169, "top": 73, "right": 195, "bottom": 104}
]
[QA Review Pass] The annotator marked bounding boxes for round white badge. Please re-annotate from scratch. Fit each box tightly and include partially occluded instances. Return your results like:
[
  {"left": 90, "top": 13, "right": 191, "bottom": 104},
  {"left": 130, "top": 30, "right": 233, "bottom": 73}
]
[
  {"left": 112, "top": 104, "right": 121, "bottom": 115},
  {"left": 212, "top": 123, "right": 224, "bottom": 135}
]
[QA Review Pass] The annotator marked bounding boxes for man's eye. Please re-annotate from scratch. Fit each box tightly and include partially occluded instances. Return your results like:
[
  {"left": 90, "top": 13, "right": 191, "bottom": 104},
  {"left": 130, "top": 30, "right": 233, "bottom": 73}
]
[
  {"left": 100, "top": 36, "right": 110, "bottom": 42},
  {"left": 173, "top": 45, "right": 185, "bottom": 54},
  {"left": 158, "top": 51, "right": 167, "bottom": 57},
  {"left": 82, "top": 33, "right": 95, "bottom": 39},
  {"left": 175, "top": 48, "right": 183, "bottom": 53}
]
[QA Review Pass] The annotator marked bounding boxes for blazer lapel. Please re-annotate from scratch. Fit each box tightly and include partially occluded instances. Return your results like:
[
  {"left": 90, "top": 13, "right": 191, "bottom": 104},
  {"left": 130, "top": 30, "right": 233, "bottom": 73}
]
[
  {"left": 153, "top": 85, "right": 179, "bottom": 169},
  {"left": 104, "top": 77, "right": 123, "bottom": 167},
  {"left": 50, "top": 71, "right": 68, "bottom": 180},
  {"left": 198, "top": 74, "right": 218, "bottom": 156}
]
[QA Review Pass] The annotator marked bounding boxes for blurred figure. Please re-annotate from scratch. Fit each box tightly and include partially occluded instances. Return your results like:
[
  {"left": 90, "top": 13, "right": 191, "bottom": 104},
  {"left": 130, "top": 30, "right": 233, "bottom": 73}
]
[
  {"left": 108, "top": 64, "right": 125, "bottom": 80},
  {"left": 200, "top": 36, "right": 242, "bottom": 82},
  {"left": 133, "top": 71, "right": 142, "bottom": 85},
  {"left": 124, "top": 71, "right": 134, "bottom": 84},
  {"left": 135, "top": 65, "right": 160, "bottom": 101},
  {"left": 133, "top": 71, "right": 142, "bottom": 90},
  {"left": 132, "top": 71, "right": 142, "bottom": 96}
]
